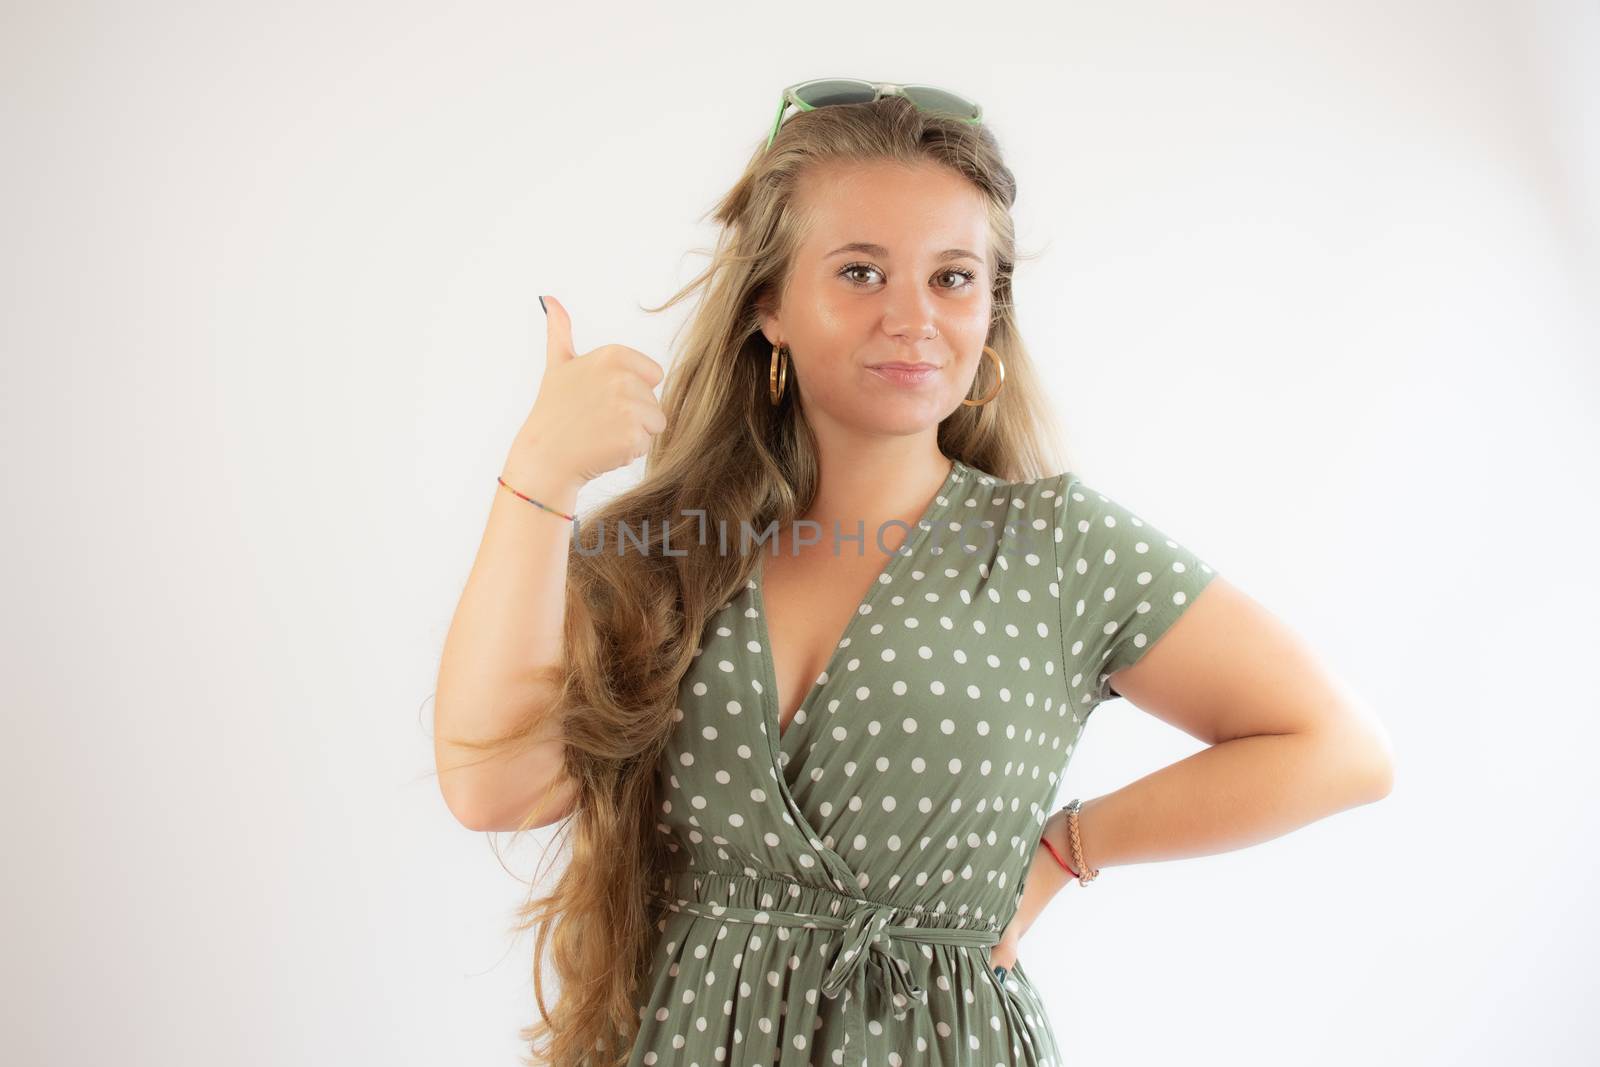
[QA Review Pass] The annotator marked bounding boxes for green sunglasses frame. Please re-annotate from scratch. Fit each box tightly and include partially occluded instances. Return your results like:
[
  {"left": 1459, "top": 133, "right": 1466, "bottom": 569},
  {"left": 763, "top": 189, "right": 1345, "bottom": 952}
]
[{"left": 764, "top": 78, "right": 984, "bottom": 152}]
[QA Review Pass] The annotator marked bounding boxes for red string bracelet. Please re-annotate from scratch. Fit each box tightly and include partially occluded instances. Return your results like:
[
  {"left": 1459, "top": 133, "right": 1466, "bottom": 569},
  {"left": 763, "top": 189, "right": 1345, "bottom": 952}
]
[{"left": 1039, "top": 834, "right": 1080, "bottom": 879}]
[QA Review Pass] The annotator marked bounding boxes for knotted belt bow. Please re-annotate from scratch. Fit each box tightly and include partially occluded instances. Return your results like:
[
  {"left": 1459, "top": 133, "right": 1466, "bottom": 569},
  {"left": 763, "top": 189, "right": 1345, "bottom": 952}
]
[
  {"left": 655, "top": 892, "right": 1001, "bottom": 1027},
  {"left": 819, "top": 901, "right": 931, "bottom": 1019}
]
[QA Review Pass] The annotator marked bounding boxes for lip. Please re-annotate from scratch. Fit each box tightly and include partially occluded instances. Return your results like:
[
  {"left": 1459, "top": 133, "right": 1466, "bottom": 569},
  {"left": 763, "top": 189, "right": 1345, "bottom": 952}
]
[{"left": 867, "top": 362, "right": 942, "bottom": 387}]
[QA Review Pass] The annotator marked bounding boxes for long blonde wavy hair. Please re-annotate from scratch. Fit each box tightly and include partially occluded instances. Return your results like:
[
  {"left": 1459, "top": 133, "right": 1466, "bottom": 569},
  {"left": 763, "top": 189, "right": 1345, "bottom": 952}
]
[{"left": 439, "top": 93, "right": 1076, "bottom": 1065}]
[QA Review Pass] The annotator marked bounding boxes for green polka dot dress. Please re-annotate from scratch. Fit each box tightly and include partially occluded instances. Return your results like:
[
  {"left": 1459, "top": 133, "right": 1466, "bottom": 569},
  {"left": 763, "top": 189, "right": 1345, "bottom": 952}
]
[{"left": 626, "top": 458, "right": 1218, "bottom": 1066}]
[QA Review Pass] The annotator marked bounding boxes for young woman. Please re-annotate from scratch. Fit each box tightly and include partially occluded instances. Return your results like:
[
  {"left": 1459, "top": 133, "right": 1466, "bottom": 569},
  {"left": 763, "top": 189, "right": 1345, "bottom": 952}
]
[{"left": 433, "top": 82, "right": 1395, "bottom": 1067}]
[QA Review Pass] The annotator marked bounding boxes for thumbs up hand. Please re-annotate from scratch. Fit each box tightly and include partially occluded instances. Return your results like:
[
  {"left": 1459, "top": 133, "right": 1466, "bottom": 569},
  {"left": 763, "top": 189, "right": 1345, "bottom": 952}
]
[{"left": 511, "top": 294, "right": 668, "bottom": 494}]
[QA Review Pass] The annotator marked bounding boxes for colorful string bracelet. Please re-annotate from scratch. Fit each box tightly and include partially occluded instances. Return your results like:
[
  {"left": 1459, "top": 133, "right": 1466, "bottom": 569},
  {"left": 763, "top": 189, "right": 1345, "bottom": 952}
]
[{"left": 496, "top": 475, "right": 575, "bottom": 522}]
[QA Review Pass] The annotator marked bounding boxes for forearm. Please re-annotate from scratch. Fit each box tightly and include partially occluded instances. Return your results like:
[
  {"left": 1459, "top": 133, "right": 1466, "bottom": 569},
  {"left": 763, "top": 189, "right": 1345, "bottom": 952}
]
[
  {"left": 434, "top": 430, "right": 584, "bottom": 825},
  {"left": 1046, "top": 729, "right": 1390, "bottom": 874},
  {"left": 1011, "top": 822, "right": 1076, "bottom": 942}
]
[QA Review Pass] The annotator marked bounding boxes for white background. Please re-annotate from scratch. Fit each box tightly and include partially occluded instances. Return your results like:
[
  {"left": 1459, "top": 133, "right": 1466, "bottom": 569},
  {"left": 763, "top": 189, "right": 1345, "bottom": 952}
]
[{"left": 3, "top": 1, "right": 1597, "bottom": 1064}]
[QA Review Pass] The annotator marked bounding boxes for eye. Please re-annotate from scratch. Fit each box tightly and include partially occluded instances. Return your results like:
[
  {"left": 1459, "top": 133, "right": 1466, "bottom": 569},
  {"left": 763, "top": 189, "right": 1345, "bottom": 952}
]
[{"left": 838, "top": 263, "right": 980, "bottom": 290}]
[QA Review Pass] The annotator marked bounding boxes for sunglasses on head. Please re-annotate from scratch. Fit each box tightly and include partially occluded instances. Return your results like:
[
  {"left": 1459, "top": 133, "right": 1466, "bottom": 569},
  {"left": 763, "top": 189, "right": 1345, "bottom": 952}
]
[{"left": 765, "top": 78, "right": 984, "bottom": 153}]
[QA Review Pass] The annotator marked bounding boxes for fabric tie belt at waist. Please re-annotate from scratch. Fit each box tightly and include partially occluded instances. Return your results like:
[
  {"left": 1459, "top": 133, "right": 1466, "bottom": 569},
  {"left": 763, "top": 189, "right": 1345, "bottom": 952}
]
[{"left": 653, "top": 892, "right": 1001, "bottom": 1023}]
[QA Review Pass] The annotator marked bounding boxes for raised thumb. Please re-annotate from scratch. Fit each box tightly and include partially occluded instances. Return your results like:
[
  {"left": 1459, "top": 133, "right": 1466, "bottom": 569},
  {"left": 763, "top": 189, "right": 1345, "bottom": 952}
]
[{"left": 540, "top": 294, "right": 576, "bottom": 366}]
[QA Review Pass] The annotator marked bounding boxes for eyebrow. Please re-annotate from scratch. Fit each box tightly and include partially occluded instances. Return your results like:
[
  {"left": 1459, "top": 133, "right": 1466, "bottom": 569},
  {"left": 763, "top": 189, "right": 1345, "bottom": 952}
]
[{"left": 823, "top": 241, "right": 984, "bottom": 264}]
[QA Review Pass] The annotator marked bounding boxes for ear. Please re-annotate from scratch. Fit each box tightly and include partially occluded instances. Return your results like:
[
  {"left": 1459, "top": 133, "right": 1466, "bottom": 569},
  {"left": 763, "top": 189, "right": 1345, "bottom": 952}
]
[{"left": 753, "top": 288, "right": 780, "bottom": 347}]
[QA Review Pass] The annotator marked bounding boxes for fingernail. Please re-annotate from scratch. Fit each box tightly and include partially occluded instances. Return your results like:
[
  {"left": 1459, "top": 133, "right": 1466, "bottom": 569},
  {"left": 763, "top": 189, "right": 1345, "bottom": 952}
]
[
  {"left": 538, "top": 295, "right": 547, "bottom": 316},
  {"left": 993, "top": 965, "right": 1008, "bottom": 980}
]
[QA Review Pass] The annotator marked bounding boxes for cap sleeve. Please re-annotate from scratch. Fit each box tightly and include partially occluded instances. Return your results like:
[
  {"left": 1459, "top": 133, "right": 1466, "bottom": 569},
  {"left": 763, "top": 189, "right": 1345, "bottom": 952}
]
[{"left": 1050, "top": 472, "right": 1219, "bottom": 712}]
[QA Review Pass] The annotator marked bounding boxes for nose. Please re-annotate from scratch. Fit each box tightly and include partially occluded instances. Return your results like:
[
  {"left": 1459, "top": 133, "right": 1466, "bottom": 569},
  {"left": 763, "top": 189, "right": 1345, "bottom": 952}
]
[{"left": 878, "top": 276, "right": 940, "bottom": 343}]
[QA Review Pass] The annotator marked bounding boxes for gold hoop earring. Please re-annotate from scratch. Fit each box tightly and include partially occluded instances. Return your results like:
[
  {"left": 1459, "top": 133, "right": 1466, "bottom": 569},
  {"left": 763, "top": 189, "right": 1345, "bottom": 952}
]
[
  {"left": 961, "top": 345, "right": 1005, "bottom": 406},
  {"left": 769, "top": 341, "right": 789, "bottom": 406}
]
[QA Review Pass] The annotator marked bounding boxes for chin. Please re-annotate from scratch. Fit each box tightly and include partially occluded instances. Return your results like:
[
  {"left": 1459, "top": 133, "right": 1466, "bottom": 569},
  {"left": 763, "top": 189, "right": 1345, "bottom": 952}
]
[{"left": 849, "top": 401, "right": 949, "bottom": 436}]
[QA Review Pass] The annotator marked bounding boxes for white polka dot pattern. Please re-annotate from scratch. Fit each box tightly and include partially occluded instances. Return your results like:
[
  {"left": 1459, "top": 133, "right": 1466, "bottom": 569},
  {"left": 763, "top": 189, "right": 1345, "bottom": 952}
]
[
  {"left": 627, "top": 459, "right": 1218, "bottom": 1065},
  {"left": 1047, "top": 473, "right": 1218, "bottom": 713}
]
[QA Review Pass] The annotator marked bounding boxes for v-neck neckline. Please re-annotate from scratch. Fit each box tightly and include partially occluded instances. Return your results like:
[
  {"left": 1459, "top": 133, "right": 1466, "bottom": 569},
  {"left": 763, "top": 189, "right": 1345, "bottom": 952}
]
[{"left": 750, "top": 457, "right": 968, "bottom": 749}]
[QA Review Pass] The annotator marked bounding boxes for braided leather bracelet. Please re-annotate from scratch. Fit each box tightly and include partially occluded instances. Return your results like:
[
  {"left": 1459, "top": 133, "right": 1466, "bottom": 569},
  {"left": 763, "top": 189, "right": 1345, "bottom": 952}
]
[{"left": 1040, "top": 798, "right": 1100, "bottom": 887}]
